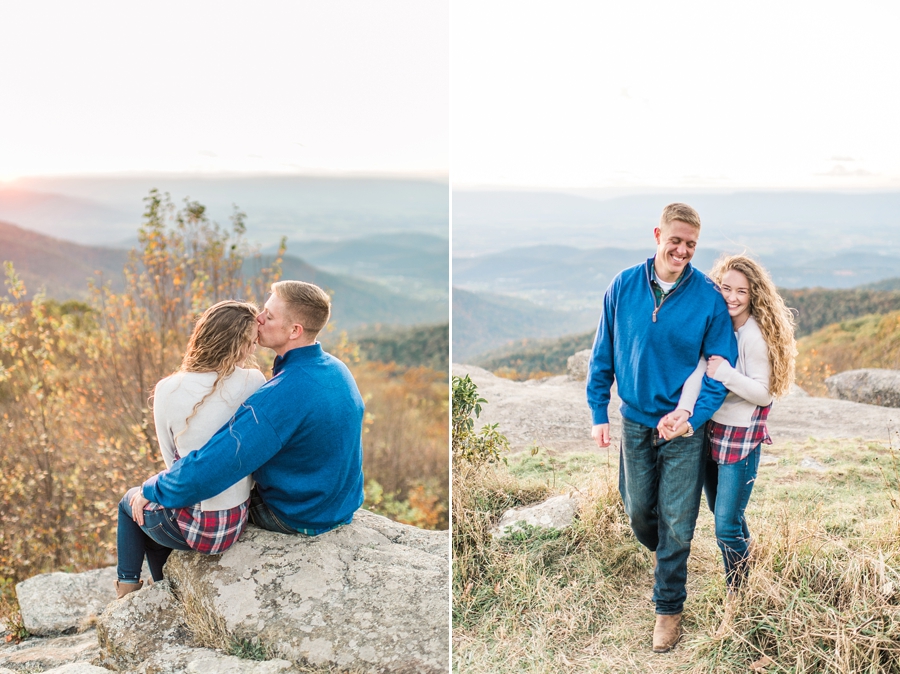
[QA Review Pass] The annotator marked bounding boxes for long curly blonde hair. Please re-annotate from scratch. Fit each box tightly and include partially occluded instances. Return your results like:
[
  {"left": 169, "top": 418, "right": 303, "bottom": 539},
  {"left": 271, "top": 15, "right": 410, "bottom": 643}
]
[
  {"left": 710, "top": 254, "right": 797, "bottom": 398},
  {"left": 175, "top": 300, "right": 260, "bottom": 441}
]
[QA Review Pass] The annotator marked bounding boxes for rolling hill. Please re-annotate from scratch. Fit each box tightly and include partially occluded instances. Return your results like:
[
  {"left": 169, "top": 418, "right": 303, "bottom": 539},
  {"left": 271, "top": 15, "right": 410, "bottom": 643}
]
[
  {"left": 1, "top": 220, "right": 446, "bottom": 331},
  {"left": 452, "top": 287, "right": 595, "bottom": 361},
  {"left": 0, "top": 220, "right": 128, "bottom": 298}
]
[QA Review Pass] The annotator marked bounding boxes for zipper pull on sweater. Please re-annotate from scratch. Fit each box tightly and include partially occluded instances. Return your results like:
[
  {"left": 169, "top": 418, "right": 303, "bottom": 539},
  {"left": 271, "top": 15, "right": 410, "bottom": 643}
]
[{"left": 652, "top": 306, "right": 659, "bottom": 322}]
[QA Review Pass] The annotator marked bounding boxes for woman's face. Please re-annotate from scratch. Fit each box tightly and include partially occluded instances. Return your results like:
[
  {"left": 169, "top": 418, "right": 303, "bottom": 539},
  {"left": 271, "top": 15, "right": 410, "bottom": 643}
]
[{"left": 719, "top": 269, "right": 751, "bottom": 326}]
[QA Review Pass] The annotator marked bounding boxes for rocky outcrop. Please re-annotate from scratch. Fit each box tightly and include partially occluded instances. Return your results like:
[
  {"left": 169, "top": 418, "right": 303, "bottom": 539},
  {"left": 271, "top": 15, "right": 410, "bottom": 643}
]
[
  {"left": 98, "top": 510, "right": 448, "bottom": 673},
  {"left": 567, "top": 349, "right": 590, "bottom": 383},
  {"left": 491, "top": 494, "right": 579, "bottom": 539},
  {"left": 16, "top": 567, "right": 118, "bottom": 636},
  {"left": 825, "top": 368, "right": 900, "bottom": 408},
  {"left": 0, "top": 631, "right": 101, "bottom": 672}
]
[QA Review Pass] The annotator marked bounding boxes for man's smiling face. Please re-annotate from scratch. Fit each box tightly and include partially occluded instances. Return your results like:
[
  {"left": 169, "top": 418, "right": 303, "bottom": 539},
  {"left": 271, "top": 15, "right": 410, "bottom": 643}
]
[{"left": 653, "top": 219, "right": 699, "bottom": 283}]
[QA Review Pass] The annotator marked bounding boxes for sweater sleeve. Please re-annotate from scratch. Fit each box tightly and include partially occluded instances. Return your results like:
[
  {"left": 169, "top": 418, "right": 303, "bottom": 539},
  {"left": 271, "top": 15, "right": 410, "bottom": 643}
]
[
  {"left": 711, "top": 328, "right": 773, "bottom": 407},
  {"left": 142, "top": 397, "right": 284, "bottom": 508},
  {"left": 153, "top": 380, "right": 177, "bottom": 469},
  {"left": 586, "top": 283, "right": 617, "bottom": 425},
  {"left": 690, "top": 301, "right": 738, "bottom": 427},
  {"left": 675, "top": 358, "right": 706, "bottom": 415}
]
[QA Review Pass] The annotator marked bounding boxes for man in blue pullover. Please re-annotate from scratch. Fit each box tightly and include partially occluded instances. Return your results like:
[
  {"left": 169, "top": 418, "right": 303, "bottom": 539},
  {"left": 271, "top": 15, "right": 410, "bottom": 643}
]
[
  {"left": 141, "top": 280, "right": 364, "bottom": 536},
  {"left": 587, "top": 203, "right": 737, "bottom": 652}
]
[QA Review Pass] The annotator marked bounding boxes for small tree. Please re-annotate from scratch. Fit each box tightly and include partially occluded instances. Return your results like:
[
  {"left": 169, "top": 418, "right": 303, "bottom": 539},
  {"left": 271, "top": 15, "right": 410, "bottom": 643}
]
[{"left": 452, "top": 374, "right": 508, "bottom": 465}]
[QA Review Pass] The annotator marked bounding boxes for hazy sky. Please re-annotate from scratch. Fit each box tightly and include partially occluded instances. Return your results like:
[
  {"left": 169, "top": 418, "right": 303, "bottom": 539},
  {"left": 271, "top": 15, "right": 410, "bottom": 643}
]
[
  {"left": 0, "top": 1, "right": 448, "bottom": 181},
  {"left": 452, "top": 1, "right": 900, "bottom": 191}
]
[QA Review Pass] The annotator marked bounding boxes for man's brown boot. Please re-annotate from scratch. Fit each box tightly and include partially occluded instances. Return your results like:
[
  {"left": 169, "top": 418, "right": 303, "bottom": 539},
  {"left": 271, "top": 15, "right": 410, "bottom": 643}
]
[
  {"left": 115, "top": 579, "right": 143, "bottom": 599},
  {"left": 652, "top": 613, "right": 682, "bottom": 652}
]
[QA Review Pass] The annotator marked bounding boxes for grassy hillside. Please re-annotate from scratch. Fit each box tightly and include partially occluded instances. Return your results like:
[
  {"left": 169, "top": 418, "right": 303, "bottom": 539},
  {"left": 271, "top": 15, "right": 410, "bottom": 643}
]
[
  {"left": 452, "top": 288, "right": 594, "bottom": 362},
  {"left": 349, "top": 322, "right": 449, "bottom": 373},
  {"left": 781, "top": 287, "right": 900, "bottom": 337},
  {"left": 864, "top": 277, "right": 900, "bottom": 291},
  {"left": 796, "top": 310, "right": 900, "bottom": 396},
  {"left": 454, "top": 439, "right": 900, "bottom": 673}
]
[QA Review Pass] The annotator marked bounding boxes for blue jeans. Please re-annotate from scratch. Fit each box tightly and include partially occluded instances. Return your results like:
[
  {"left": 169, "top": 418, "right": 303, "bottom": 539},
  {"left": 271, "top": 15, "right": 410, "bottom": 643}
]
[
  {"left": 704, "top": 443, "right": 761, "bottom": 589},
  {"left": 248, "top": 486, "right": 351, "bottom": 536},
  {"left": 618, "top": 417, "right": 706, "bottom": 615},
  {"left": 116, "top": 487, "right": 191, "bottom": 583}
]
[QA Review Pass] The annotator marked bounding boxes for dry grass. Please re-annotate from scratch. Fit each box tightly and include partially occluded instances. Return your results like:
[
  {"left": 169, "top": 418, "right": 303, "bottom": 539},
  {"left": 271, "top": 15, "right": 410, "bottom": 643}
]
[{"left": 453, "top": 433, "right": 900, "bottom": 673}]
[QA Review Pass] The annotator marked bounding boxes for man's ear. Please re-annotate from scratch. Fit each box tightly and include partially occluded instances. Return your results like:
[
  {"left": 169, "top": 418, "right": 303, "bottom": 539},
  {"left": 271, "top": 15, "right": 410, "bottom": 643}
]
[
  {"left": 289, "top": 324, "right": 305, "bottom": 341},
  {"left": 653, "top": 227, "right": 662, "bottom": 244}
]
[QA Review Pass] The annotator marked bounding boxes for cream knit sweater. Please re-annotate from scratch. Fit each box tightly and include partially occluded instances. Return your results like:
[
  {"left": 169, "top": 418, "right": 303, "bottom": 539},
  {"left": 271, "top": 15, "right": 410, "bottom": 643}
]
[{"left": 153, "top": 367, "right": 266, "bottom": 511}]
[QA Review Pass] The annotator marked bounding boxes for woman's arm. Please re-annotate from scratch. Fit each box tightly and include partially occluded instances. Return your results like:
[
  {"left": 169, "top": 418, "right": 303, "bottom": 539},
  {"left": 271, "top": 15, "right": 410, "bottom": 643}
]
[
  {"left": 675, "top": 358, "right": 706, "bottom": 415},
  {"left": 707, "top": 330, "right": 773, "bottom": 406}
]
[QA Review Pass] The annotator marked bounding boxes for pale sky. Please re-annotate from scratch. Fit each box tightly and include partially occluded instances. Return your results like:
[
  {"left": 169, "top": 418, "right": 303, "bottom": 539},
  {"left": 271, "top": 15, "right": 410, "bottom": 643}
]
[
  {"left": 452, "top": 1, "right": 900, "bottom": 191},
  {"left": 0, "top": 1, "right": 448, "bottom": 181}
]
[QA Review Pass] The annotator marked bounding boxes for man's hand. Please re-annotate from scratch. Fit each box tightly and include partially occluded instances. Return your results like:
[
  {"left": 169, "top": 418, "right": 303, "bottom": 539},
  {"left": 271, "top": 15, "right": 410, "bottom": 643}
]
[
  {"left": 591, "top": 423, "right": 610, "bottom": 448},
  {"left": 129, "top": 488, "right": 150, "bottom": 526},
  {"left": 707, "top": 355, "right": 726, "bottom": 378},
  {"left": 657, "top": 410, "right": 690, "bottom": 441}
]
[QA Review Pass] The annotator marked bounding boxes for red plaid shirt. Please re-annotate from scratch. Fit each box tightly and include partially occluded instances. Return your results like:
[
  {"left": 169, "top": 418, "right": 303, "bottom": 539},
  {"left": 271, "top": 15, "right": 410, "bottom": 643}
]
[
  {"left": 172, "top": 501, "right": 248, "bottom": 554},
  {"left": 708, "top": 404, "right": 773, "bottom": 465},
  {"left": 145, "top": 447, "right": 249, "bottom": 554}
]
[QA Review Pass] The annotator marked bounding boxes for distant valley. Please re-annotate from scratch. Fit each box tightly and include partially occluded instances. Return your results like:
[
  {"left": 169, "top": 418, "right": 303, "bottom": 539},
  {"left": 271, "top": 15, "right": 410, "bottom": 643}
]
[
  {"left": 1, "top": 220, "right": 447, "bottom": 332},
  {"left": 452, "top": 189, "right": 900, "bottom": 361}
]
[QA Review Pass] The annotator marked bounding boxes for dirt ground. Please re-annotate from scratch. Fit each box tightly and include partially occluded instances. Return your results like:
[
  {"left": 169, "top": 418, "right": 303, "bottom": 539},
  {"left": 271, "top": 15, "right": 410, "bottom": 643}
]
[{"left": 452, "top": 364, "right": 900, "bottom": 454}]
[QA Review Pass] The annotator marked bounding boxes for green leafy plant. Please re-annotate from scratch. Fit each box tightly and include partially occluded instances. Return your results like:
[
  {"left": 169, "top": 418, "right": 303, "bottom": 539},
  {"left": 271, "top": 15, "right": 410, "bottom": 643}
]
[{"left": 452, "top": 374, "right": 509, "bottom": 465}]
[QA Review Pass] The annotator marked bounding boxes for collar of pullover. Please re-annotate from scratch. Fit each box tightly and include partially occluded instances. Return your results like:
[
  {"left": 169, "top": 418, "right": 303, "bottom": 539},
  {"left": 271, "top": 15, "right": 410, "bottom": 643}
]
[
  {"left": 272, "top": 342, "right": 323, "bottom": 376},
  {"left": 645, "top": 256, "right": 694, "bottom": 288}
]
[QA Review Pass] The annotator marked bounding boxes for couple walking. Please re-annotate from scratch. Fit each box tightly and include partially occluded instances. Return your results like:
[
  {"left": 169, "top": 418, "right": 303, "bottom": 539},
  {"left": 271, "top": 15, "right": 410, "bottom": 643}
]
[
  {"left": 587, "top": 203, "right": 796, "bottom": 652},
  {"left": 115, "top": 280, "right": 365, "bottom": 597}
]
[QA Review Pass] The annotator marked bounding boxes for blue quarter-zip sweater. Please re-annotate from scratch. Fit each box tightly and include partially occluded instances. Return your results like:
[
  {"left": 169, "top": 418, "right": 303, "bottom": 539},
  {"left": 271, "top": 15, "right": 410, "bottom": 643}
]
[
  {"left": 142, "top": 343, "right": 365, "bottom": 532},
  {"left": 587, "top": 257, "right": 738, "bottom": 429}
]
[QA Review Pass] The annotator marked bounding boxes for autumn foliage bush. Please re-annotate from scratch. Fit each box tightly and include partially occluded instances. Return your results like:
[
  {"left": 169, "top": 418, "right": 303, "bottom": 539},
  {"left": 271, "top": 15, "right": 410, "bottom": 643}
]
[{"left": 0, "top": 192, "right": 447, "bottom": 611}]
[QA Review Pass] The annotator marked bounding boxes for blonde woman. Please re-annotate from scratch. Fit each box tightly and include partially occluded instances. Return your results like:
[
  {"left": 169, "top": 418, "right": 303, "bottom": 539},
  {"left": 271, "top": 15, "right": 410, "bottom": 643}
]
[
  {"left": 115, "top": 300, "right": 266, "bottom": 598},
  {"left": 662, "top": 254, "right": 796, "bottom": 593}
]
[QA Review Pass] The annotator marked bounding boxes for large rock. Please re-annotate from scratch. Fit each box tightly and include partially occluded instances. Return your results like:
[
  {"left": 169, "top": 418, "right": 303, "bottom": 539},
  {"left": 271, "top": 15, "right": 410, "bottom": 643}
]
[
  {"left": 491, "top": 494, "right": 579, "bottom": 539},
  {"left": 567, "top": 349, "right": 591, "bottom": 383},
  {"left": 825, "top": 369, "right": 900, "bottom": 408},
  {"left": 98, "top": 511, "right": 448, "bottom": 674},
  {"left": 0, "top": 630, "right": 100, "bottom": 671},
  {"left": 96, "top": 579, "right": 193, "bottom": 670},
  {"left": 15, "top": 567, "right": 118, "bottom": 636}
]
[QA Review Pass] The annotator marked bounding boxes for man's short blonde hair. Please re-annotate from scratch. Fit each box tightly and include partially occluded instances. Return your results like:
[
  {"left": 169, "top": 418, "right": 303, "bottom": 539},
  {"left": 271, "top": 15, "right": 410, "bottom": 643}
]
[
  {"left": 272, "top": 280, "right": 331, "bottom": 336},
  {"left": 660, "top": 203, "right": 701, "bottom": 230}
]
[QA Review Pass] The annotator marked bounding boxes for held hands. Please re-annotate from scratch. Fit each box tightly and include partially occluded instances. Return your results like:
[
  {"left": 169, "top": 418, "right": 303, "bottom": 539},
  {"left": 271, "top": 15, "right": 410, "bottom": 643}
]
[
  {"left": 129, "top": 488, "right": 150, "bottom": 526},
  {"left": 657, "top": 409, "right": 691, "bottom": 441},
  {"left": 707, "top": 355, "right": 726, "bottom": 378},
  {"left": 591, "top": 423, "right": 610, "bottom": 448}
]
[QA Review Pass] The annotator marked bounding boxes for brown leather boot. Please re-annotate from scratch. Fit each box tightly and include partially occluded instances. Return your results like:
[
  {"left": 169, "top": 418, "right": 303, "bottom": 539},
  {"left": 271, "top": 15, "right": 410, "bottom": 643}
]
[
  {"left": 652, "top": 613, "right": 682, "bottom": 652},
  {"left": 115, "top": 579, "right": 143, "bottom": 599}
]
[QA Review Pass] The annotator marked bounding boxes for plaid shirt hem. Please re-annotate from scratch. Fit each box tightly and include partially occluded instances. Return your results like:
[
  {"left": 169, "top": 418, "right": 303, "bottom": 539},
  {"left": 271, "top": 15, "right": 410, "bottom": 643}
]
[
  {"left": 172, "top": 501, "right": 249, "bottom": 554},
  {"left": 143, "top": 446, "right": 249, "bottom": 554},
  {"left": 708, "top": 404, "right": 773, "bottom": 465}
]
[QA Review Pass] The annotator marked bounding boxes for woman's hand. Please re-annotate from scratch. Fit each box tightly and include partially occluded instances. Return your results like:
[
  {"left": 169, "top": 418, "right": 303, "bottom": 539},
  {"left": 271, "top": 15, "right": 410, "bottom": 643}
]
[
  {"left": 707, "top": 355, "right": 726, "bottom": 378},
  {"left": 657, "top": 409, "right": 690, "bottom": 440},
  {"left": 129, "top": 489, "right": 150, "bottom": 526}
]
